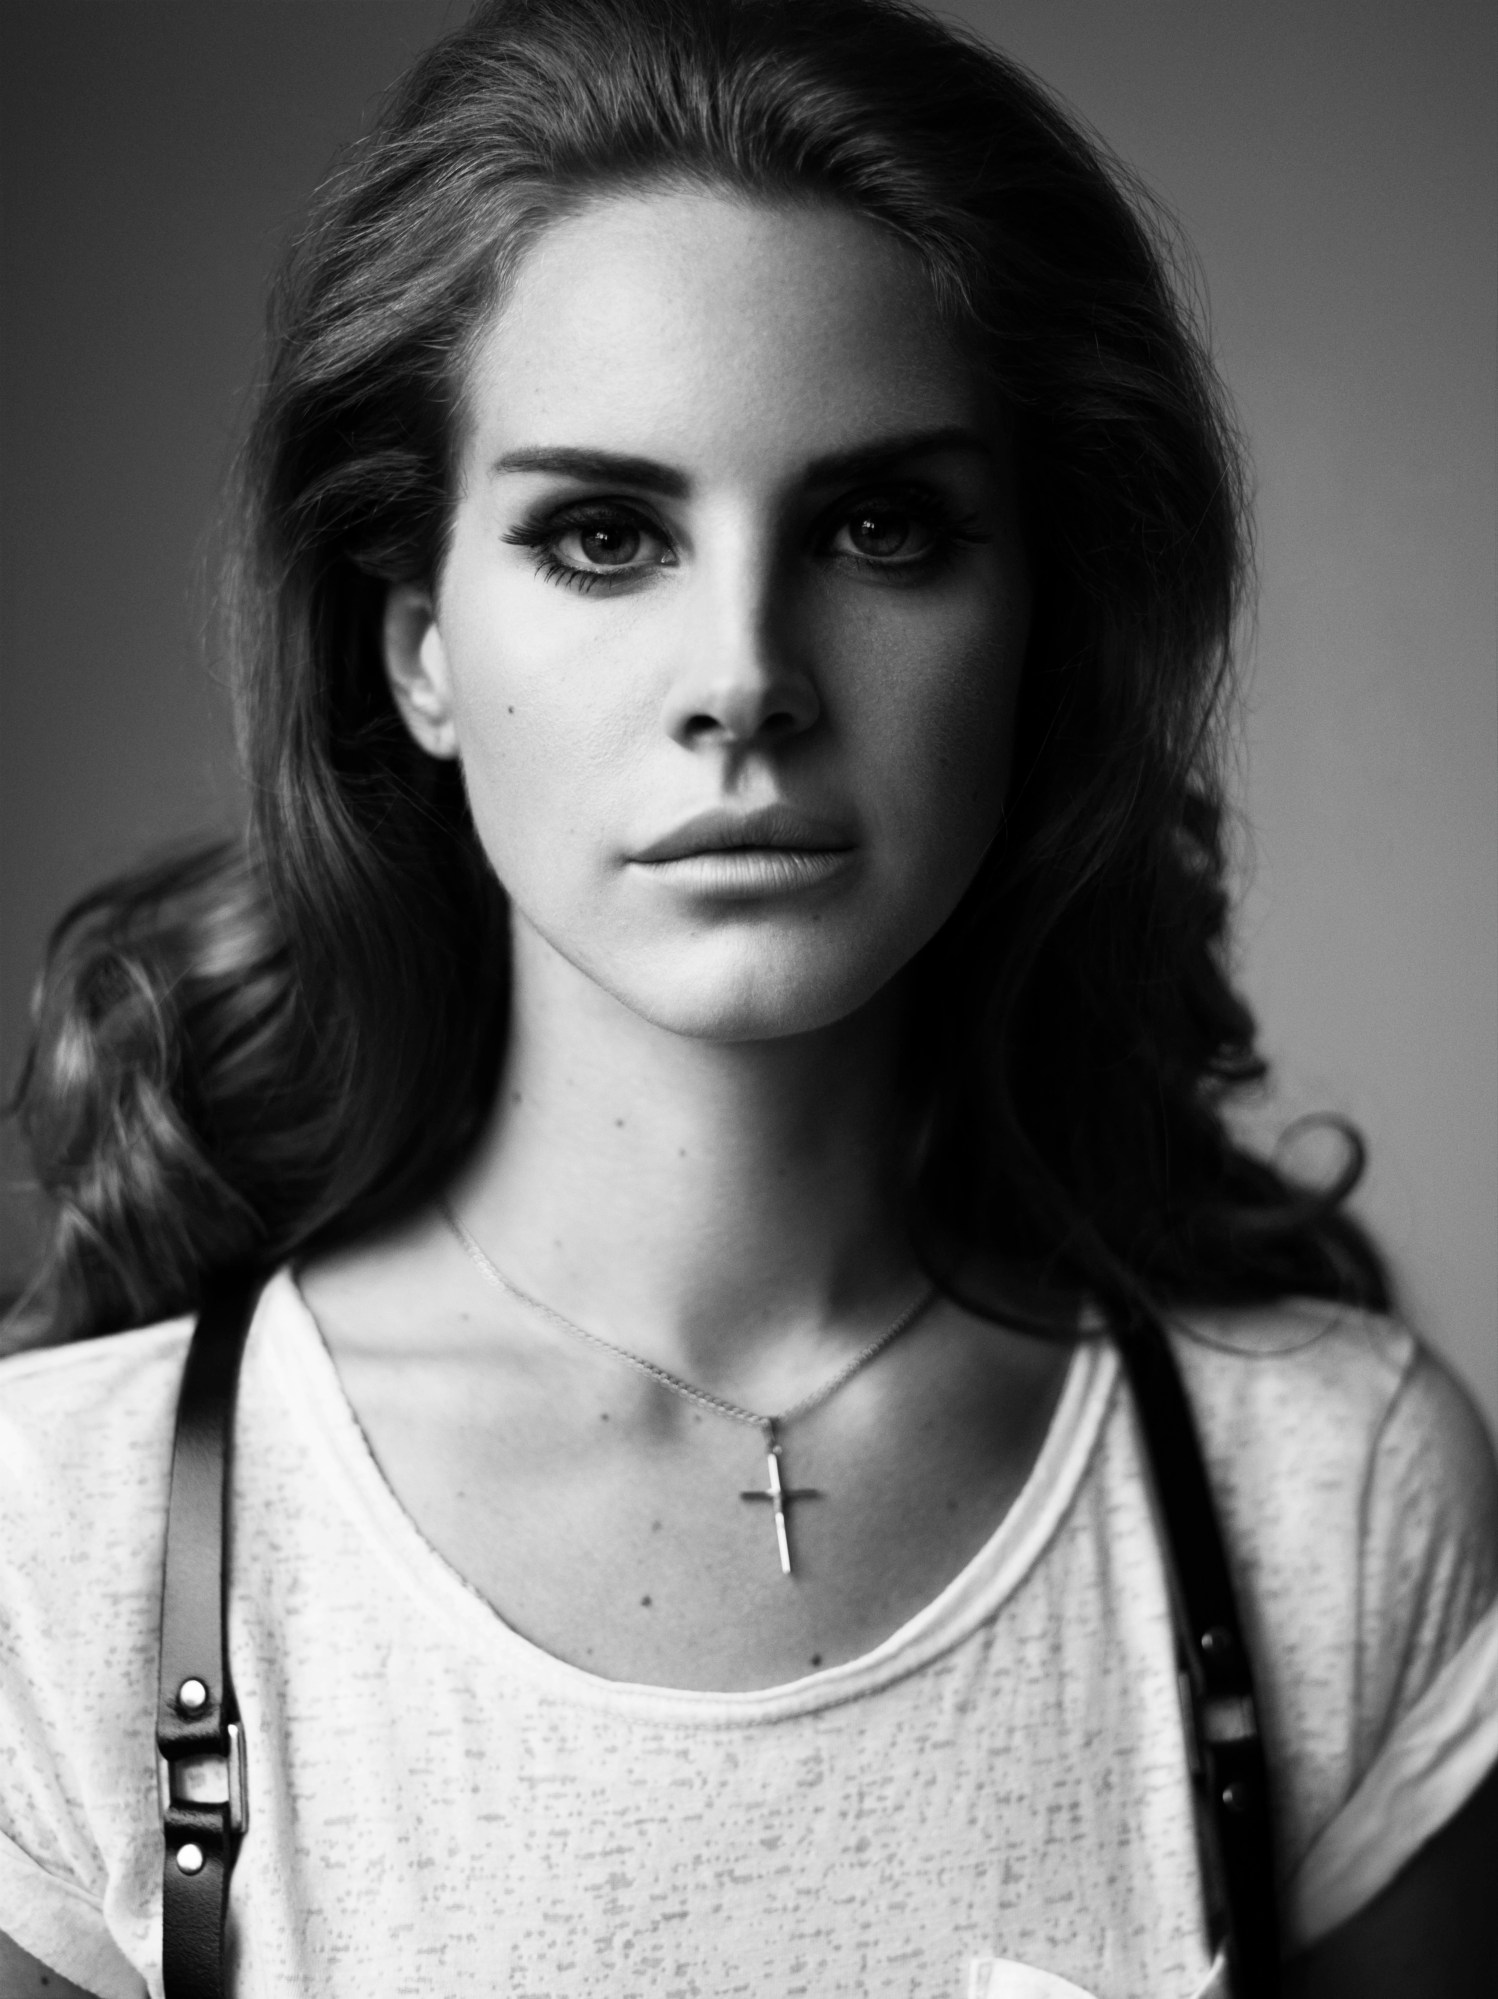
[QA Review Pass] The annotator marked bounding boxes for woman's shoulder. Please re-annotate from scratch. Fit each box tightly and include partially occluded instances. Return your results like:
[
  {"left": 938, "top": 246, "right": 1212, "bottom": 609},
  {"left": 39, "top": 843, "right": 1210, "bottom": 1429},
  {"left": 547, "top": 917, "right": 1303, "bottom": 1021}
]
[
  {"left": 1157, "top": 1295, "right": 1498, "bottom": 1940},
  {"left": 0, "top": 1319, "right": 199, "bottom": 1998},
  {"left": 0, "top": 1311, "right": 195, "bottom": 1434},
  {"left": 1172, "top": 1290, "right": 1417, "bottom": 1406},
  {"left": 0, "top": 1313, "right": 195, "bottom": 1555},
  {"left": 1165, "top": 1294, "right": 1498, "bottom": 1654},
  {"left": 0, "top": 1310, "right": 194, "bottom": 1395},
  {"left": 1167, "top": 1294, "right": 1497, "bottom": 1536}
]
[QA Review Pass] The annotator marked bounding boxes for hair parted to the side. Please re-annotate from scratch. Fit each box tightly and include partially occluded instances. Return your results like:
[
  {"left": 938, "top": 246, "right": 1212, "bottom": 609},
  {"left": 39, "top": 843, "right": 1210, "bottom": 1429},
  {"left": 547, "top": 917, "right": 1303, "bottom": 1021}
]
[{"left": 12, "top": 0, "right": 1387, "bottom": 1340}]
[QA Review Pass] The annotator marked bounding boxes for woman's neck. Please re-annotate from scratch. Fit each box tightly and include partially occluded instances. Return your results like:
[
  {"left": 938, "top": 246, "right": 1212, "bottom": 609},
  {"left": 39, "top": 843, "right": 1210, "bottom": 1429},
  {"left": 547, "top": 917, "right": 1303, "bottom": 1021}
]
[{"left": 449, "top": 922, "right": 916, "bottom": 1399}]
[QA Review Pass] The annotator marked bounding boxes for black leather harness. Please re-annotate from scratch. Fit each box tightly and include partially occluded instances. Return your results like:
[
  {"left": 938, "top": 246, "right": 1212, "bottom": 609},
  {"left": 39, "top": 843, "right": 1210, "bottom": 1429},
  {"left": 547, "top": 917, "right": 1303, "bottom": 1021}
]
[{"left": 156, "top": 1278, "right": 1280, "bottom": 1995}]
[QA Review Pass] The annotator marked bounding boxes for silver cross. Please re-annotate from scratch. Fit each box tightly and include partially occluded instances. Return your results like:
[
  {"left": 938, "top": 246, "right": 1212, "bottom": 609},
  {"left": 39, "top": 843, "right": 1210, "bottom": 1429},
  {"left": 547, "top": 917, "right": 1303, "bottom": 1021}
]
[{"left": 740, "top": 1429, "right": 819, "bottom": 1576}]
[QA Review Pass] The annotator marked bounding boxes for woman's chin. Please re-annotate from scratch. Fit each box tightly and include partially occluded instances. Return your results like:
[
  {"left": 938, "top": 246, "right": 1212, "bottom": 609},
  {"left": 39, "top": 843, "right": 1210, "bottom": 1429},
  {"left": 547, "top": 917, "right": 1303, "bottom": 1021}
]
[
  {"left": 511, "top": 891, "right": 926, "bottom": 1045},
  {"left": 599, "top": 944, "right": 904, "bottom": 1046}
]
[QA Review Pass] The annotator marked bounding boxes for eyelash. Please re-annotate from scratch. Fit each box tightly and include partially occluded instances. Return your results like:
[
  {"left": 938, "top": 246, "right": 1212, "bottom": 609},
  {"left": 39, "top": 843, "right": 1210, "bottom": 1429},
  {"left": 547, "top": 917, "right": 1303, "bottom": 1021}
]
[{"left": 502, "top": 488, "right": 988, "bottom": 595}]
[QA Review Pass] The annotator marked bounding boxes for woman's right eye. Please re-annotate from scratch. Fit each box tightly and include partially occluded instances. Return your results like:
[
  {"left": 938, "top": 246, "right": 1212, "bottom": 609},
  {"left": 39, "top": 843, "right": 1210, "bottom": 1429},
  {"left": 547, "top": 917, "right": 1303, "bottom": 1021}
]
[
  {"left": 504, "top": 507, "right": 675, "bottom": 592},
  {"left": 554, "top": 520, "right": 646, "bottom": 569}
]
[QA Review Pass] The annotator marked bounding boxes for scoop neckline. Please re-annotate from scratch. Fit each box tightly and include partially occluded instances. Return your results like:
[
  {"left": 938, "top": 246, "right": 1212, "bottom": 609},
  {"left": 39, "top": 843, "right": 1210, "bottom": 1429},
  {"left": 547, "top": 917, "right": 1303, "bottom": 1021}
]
[{"left": 256, "top": 1267, "right": 1119, "bottom": 1725}]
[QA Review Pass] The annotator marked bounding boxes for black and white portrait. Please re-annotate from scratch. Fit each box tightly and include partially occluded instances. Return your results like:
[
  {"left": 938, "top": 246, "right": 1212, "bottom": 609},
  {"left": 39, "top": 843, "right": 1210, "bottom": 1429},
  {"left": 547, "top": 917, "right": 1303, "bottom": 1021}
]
[{"left": 2, "top": 5, "right": 1493, "bottom": 1996}]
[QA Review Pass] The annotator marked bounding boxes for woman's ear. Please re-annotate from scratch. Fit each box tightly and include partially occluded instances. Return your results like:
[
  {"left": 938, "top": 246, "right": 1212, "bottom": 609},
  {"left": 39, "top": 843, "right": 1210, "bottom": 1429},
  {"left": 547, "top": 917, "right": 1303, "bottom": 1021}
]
[{"left": 383, "top": 582, "right": 459, "bottom": 759}]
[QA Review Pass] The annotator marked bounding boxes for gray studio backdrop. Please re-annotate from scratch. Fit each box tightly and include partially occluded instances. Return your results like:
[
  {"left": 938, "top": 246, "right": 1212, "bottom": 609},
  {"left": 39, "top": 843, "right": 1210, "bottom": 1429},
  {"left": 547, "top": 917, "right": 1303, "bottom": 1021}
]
[{"left": 2, "top": 1, "right": 1494, "bottom": 1435}]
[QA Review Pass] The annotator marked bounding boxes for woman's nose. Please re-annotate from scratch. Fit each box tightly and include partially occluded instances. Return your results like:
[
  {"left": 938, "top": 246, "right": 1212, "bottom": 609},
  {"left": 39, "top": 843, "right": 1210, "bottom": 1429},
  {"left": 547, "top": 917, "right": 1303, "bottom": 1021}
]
[{"left": 660, "top": 535, "right": 821, "bottom": 751}]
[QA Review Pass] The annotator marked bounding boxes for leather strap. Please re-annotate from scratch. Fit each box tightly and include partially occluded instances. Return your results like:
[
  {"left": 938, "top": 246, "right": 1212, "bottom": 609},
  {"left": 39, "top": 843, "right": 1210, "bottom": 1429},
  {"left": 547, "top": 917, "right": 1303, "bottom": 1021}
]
[
  {"left": 157, "top": 1274, "right": 260, "bottom": 1999},
  {"left": 1113, "top": 1299, "right": 1281, "bottom": 1996}
]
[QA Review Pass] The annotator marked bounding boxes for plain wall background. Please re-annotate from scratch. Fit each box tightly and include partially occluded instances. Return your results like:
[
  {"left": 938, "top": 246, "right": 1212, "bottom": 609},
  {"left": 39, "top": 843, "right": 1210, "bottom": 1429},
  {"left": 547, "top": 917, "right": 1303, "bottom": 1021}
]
[{"left": 2, "top": 1, "right": 1494, "bottom": 1435}]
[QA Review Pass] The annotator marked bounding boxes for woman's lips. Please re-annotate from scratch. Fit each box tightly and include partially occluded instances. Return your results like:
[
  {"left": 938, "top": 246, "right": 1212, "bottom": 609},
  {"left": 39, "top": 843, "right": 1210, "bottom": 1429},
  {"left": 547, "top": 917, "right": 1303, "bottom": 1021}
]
[
  {"left": 632, "top": 805, "right": 854, "bottom": 863},
  {"left": 630, "top": 805, "right": 856, "bottom": 896},
  {"left": 636, "top": 847, "right": 855, "bottom": 896}
]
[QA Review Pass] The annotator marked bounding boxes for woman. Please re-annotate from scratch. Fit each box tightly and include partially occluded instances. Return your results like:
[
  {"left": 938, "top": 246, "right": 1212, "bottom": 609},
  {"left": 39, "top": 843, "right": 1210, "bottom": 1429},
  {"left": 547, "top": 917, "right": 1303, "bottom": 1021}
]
[{"left": 2, "top": 1, "right": 1494, "bottom": 1994}]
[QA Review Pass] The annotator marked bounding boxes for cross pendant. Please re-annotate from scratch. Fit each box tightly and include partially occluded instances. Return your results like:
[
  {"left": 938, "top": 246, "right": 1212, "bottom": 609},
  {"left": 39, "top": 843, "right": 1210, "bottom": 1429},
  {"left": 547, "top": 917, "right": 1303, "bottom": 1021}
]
[{"left": 740, "top": 1426, "right": 819, "bottom": 1577}]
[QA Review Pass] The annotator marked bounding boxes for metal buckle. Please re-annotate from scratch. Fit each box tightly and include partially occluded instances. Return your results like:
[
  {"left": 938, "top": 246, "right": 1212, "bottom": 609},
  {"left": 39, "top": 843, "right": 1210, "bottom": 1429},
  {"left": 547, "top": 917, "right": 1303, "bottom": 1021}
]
[
  {"left": 158, "top": 1720, "right": 248, "bottom": 1834},
  {"left": 1201, "top": 1694, "right": 1258, "bottom": 1746}
]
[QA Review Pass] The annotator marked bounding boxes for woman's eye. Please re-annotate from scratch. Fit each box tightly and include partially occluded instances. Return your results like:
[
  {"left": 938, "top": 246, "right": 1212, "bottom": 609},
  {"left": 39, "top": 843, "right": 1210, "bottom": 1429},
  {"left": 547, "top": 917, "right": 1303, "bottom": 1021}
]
[
  {"left": 504, "top": 506, "right": 674, "bottom": 591},
  {"left": 556, "top": 520, "right": 649, "bottom": 570},
  {"left": 829, "top": 504, "right": 939, "bottom": 566}
]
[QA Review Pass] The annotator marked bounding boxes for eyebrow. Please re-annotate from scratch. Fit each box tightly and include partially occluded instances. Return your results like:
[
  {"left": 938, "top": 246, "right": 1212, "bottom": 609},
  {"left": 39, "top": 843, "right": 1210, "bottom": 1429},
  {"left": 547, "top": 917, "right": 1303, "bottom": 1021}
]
[
  {"left": 489, "top": 446, "right": 689, "bottom": 497},
  {"left": 488, "top": 426, "right": 993, "bottom": 497}
]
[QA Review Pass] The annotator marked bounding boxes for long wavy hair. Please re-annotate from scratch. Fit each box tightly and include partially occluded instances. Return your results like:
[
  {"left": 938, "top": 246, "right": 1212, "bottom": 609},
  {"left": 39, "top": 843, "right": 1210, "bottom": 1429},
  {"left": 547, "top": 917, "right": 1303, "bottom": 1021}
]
[{"left": 12, "top": 0, "right": 1387, "bottom": 1340}]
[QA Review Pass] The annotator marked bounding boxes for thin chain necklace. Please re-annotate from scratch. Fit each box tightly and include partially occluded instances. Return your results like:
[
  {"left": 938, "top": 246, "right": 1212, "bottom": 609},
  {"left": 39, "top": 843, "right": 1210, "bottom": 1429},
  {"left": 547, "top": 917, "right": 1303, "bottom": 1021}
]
[{"left": 440, "top": 1200, "right": 936, "bottom": 1578}]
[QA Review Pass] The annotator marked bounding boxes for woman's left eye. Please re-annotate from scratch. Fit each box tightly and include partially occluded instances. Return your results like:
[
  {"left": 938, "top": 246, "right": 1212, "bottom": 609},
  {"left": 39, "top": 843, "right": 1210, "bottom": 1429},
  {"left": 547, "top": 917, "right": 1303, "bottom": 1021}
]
[{"left": 826, "top": 501, "right": 941, "bottom": 568}]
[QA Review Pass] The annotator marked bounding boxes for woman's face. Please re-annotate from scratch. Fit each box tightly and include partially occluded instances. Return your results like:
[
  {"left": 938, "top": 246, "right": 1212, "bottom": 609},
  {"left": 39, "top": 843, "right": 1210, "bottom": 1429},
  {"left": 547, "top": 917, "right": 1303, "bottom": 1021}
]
[{"left": 386, "top": 189, "right": 1029, "bottom": 1041}]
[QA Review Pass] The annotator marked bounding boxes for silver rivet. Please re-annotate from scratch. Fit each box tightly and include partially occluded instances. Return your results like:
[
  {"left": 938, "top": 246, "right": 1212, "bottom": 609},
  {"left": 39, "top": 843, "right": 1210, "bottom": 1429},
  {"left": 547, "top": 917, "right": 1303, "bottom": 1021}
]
[
  {"left": 178, "top": 1678, "right": 208, "bottom": 1713},
  {"left": 1199, "top": 1627, "right": 1234, "bottom": 1662},
  {"left": 1221, "top": 1781, "right": 1250, "bottom": 1814},
  {"left": 176, "top": 1842, "right": 205, "bottom": 1875}
]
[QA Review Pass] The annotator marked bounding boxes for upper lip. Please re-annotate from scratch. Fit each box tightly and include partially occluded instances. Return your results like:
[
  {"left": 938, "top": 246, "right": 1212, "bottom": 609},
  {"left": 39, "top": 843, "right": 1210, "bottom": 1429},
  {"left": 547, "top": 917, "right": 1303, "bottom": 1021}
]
[{"left": 633, "top": 805, "right": 856, "bottom": 864}]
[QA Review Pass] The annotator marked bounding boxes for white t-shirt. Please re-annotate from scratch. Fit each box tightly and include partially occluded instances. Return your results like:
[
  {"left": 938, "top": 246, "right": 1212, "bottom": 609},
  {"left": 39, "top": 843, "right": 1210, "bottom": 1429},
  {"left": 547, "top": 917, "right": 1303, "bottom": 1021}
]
[{"left": 1, "top": 1273, "right": 1495, "bottom": 1999}]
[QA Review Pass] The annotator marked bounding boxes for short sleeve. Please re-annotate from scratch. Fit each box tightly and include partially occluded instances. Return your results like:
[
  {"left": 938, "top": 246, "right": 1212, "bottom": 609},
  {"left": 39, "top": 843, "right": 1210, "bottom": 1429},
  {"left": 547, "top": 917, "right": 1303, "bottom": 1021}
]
[
  {"left": 0, "top": 1833, "right": 144, "bottom": 1999},
  {"left": 1285, "top": 1348, "right": 1498, "bottom": 1944},
  {"left": 0, "top": 1329, "right": 185, "bottom": 1999}
]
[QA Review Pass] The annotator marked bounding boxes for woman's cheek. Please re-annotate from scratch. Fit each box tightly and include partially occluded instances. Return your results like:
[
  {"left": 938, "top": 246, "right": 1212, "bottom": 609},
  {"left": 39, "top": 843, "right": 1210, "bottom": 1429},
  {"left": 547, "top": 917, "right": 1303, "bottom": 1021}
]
[
  {"left": 445, "top": 617, "right": 643, "bottom": 895},
  {"left": 843, "top": 603, "right": 1022, "bottom": 874}
]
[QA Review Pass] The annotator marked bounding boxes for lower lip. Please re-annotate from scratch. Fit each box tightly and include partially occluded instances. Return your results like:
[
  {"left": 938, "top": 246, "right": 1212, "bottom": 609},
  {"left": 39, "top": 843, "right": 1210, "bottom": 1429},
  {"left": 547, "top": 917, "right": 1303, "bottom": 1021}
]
[{"left": 633, "top": 847, "right": 855, "bottom": 897}]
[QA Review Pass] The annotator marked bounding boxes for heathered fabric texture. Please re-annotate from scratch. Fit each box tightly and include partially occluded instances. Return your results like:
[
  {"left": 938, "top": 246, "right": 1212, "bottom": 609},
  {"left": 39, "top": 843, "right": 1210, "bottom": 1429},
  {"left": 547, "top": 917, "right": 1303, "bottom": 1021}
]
[{"left": 1, "top": 1273, "right": 1495, "bottom": 1999}]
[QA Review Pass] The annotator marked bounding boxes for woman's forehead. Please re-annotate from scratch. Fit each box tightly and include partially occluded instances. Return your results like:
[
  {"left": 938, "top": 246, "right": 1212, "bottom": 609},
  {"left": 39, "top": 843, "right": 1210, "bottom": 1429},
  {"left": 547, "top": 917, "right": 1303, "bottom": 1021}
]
[{"left": 461, "top": 189, "right": 995, "bottom": 492}]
